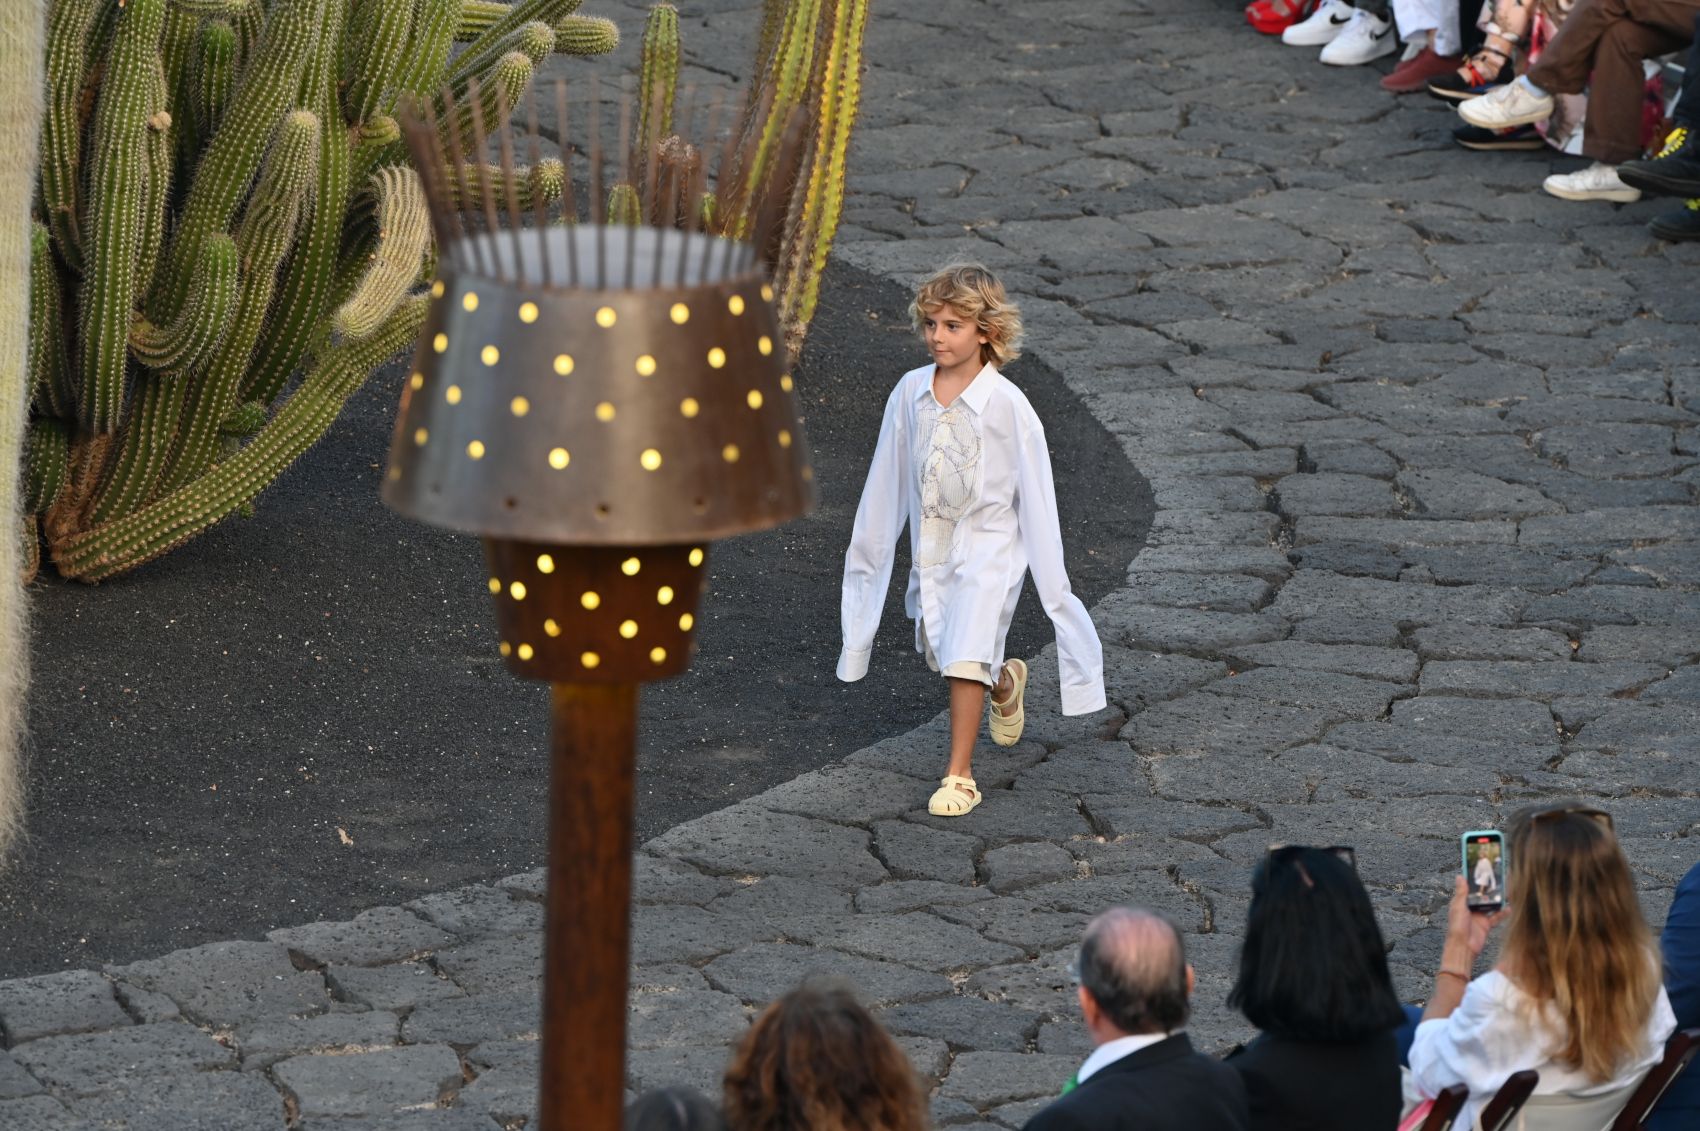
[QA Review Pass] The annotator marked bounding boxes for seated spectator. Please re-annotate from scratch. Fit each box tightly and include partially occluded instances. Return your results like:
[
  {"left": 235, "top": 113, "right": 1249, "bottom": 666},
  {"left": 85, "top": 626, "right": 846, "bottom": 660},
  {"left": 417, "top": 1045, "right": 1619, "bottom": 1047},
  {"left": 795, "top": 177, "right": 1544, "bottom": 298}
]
[
  {"left": 722, "top": 983, "right": 927, "bottom": 1131},
  {"left": 1407, "top": 803, "right": 1677, "bottom": 1129},
  {"left": 1619, "top": 14, "right": 1700, "bottom": 240},
  {"left": 1226, "top": 846, "right": 1406, "bottom": 1130},
  {"left": 1648, "top": 858, "right": 1700, "bottom": 1131},
  {"left": 1023, "top": 907, "right": 1249, "bottom": 1131},
  {"left": 1429, "top": 0, "right": 1528, "bottom": 100},
  {"left": 627, "top": 1086, "right": 729, "bottom": 1131},
  {"left": 1458, "top": 0, "right": 1700, "bottom": 201},
  {"left": 1384, "top": 0, "right": 1467, "bottom": 89}
]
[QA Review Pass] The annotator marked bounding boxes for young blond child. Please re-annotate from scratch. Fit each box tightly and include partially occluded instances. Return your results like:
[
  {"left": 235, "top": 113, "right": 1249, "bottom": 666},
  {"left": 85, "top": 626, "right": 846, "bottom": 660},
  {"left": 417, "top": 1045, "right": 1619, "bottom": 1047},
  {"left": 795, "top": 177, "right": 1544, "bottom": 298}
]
[{"left": 837, "top": 264, "right": 1105, "bottom": 817}]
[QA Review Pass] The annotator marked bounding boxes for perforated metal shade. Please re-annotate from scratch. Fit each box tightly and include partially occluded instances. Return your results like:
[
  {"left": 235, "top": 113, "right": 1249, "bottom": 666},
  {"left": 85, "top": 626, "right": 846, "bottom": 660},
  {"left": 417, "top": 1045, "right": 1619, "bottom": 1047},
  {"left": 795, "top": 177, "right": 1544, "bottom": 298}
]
[{"left": 382, "top": 226, "right": 813, "bottom": 546}]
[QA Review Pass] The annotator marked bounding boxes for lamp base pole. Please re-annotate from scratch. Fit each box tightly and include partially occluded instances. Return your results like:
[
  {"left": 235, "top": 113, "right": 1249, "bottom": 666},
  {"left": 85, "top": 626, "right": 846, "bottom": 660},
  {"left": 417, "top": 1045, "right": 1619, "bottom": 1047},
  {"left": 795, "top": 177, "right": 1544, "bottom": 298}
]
[{"left": 538, "top": 681, "right": 639, "bottom": 1130}]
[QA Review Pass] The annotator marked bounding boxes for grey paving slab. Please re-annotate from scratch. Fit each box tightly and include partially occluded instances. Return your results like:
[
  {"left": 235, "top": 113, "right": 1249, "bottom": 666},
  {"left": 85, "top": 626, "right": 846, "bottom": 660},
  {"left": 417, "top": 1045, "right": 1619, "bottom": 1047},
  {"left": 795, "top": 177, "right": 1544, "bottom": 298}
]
[{"left": 0, "top": 970, "right": 130, "bottom": 1048}]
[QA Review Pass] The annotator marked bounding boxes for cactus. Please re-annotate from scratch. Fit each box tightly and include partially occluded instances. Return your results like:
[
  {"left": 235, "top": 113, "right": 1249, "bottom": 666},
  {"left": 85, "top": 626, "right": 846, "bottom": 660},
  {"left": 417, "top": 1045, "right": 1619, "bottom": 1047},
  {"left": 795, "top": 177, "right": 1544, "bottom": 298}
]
[
  {"left": 606, "top": 182, "right": 642, "bottom": 227},
  {"left": 27, "top": 0, "right": 620, "bottom": 581},
  {"left": 638, "top": 4, "right": 678, "bottom": 157}
]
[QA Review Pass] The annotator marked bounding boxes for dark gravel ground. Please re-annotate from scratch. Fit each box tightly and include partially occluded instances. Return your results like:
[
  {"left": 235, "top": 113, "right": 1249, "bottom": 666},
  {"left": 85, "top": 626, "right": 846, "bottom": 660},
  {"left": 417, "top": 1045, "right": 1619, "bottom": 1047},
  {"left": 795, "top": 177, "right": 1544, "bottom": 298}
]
[{"left": 0, "top": 260, "right": 1151, "bottom": 978}]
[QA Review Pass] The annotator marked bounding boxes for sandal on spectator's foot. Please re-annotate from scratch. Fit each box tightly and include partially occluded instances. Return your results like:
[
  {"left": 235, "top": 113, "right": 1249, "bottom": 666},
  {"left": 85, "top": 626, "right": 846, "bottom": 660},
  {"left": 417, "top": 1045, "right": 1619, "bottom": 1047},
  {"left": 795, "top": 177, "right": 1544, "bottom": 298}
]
[
  {"left": 1428, "top": 47, "right": 1512, "bottom": 101},
  {"left": 928, "top": 775, "right": 981, "bottom": 817},
  {"left": 1650, "top": 199, "right": 1700, "bottom": 242},
  {"left": 988, "top": 658, "right": 1027, "bottom": 748}
]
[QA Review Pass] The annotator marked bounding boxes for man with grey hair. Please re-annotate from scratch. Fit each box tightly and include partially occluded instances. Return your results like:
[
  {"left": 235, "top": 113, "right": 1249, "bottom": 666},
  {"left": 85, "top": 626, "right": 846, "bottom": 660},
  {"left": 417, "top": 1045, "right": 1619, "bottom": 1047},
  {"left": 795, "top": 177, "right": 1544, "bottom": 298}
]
[{"left": 1023, "top": 907, "right": 1248, "bottom": 1131}]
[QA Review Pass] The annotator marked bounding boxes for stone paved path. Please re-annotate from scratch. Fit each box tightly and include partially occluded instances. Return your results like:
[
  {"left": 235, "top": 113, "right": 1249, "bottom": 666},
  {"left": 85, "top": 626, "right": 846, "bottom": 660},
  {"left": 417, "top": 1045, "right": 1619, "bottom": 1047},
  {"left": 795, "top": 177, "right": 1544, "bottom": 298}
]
[{"left": 4, "top": 0, "right": 1699, "bottom": 1126}]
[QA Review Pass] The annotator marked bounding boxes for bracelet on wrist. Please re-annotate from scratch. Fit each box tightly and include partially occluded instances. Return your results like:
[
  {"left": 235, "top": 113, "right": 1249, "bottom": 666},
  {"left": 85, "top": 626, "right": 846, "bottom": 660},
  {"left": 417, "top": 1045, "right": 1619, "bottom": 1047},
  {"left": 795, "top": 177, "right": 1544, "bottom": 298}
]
[{"left": 1436, "top": 968, "right": 1471, "bottom": 982}]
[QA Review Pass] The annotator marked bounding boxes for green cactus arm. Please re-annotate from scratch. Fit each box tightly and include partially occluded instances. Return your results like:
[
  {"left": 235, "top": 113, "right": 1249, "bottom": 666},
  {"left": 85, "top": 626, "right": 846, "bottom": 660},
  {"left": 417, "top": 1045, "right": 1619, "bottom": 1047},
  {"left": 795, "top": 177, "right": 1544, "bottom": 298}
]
[
  {"left": 740, "top": 0, "right": 821, "bottom": 235},
  {"left": 188, "top": 18, "right": 237, "bottom": 151},
  {"left": 231, "top": 0, "right": 263, "bottom": 57},
  {"left": 345, "top": 0, "right": 414, "bottom": 125},
  {"left": 40, "top": 0, "right": 99, "bottom": 271},
  {"left": 445, "top": 0, "right": 579, "bottom": 85},
  {"left": 438, "top": 50, "right": 533, "bottom": 152},
  {"left": 86, "top": 372, "right": 189, "bottom": 527},
  {"left": 169, "top": 0, "right": 253, "bottom": 13},
  {"left": 24, "top": 420, "right": 70, "bottom": 516},
  {"left": 752, "top": 0, "right": 785, "bottom": 92},
  {"left": 219, "top": 401, "right": 267, "bottom": 436},
  {"left": 135, "top": 74, "right": 174, "bottom": 300},
  {"left": 159, "top": 2, "right": 199, "bottom": 146},
  {"left": 75, "top": 0, "right": 168, "bottom": 434},
  {"left": 396, "top": 0, "right": 460, "bottom": 99},
  {"left": 242, "top": 0, "right": 349, "bottom": 405},
  {"left": 152, "top": 0, "right": 323, "bottom": 327},
  {"left": 638, "top": 4, "right": 678, "bottom": 155},
  {"left": 332, "top": 166, "right": 430, "bottom": 341},
  {"left": 555, "top": 14, "right": 616, "bottom": 54},
  {"left": 441, "top": 157, "right": 563, "bottom": 210},
  {"left": 53, "top": 296, "right": 427, "bottom": 583},
  {"left": 28, "top": 225, "right": 74, "bottom": 420},
  {"left": 606, "top": 182, "right": 641, "bottom": 226},
  {"left": 456, "top": 0, "right": 507, "bottom": 38},
  {"left": 160, "top": 111, "right": 318, "bottom": 494},
  {"left": 130, "top": 232, "right": 239, "bottom": 376},
  {"left": 351, "top": 115, "right": 402, "bottom": 187}
]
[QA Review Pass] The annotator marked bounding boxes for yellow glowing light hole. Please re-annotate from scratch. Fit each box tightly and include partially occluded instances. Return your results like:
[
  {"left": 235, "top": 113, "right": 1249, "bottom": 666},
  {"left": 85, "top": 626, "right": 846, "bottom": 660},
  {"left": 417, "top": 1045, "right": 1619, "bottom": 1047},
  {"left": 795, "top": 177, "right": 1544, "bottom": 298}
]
[
  {"left": 802, "top": 466, "right": 814, "bottom": 481},
  {"left": 779, "top": 429, "right": 792, "bottom": 448},
  {"left": 596, "top": 402, "right": 616, "bottom": 423},
  {"left": 781, "top": 374, "right": 794, "bottom": 392},
  {"left": 433, "top": 333, "right": 448, "bottom": 353},
  {"left": 680, "top": 398, "right": 700, "bottom": 418},
  {"left": 544, "top": 618, "right": 562, "bottom": 637},
  {"left": 727, "top": 295, "right": 745, "bottom": 316},
  {"left": 536, "top": 554, "right": 555, "bottom": 574},
  {"left": 650, "top": 647, "right": 668, "bottom": 664},
  {"left": 409, "top": 372, "right": 424, "bottom": 391},
  {"left": 581, "top": 591, "right": 601, "bottom": 610},
  {"left": 635, "top": 355, "right": 657, "bottom": 377},
  {"left": 581, "top": 651, "right": 601, "bottom": 669},
  {"left": 431, "top": 280, "right": 444, "bottom": 298},
  {"left": 595, "top": 307, "right": 617, "bottom": 328},
  {"left": 657, "top": 586, "right": 675, "bottom": 605},
  {"left": 481, "top": 345, "right": 500, "bottom": 366},
  {"left": 517, "top": 643, "right": 535, "bottom": 661},
  {"left": 554, "top": 354, "right": 575, "bottom": 376},
  {"left": 619, "top": 620, "right": 638, "bottom": 639},
  {"left": 463, "top": 292, "right": 479, "bottom": 312},
  {"left": 510, "top": 580, "right": 527, "bottom": 600},
  {"left": 467, "top": 440, "right": 486, "bottom": 460},
  {"left": 670, "top": 303, "right": 690, "bottom": 324},
  {"left": 413, "top": 428, "right": 428, "bottom": 446},
  {"left": 548, "top": 447, "right": 570, "bottom": 470},
  {"left": 445, "top": 385, "right": 462, "bottom": 405},
  {"left": 747, "top": 390, "right": 764, "bottom": 410},
  {"left": 510, "top": 396, "right": 530, "bottom": 417},
  {"left": 707, "top": 347, "right": 726, "bottom": 369},
  {"left": 640, "top": 449, "right": 662, "bottom": 471},
  {"left": 519, "top": 302, "right": 539, "bottom": 323},
  {"left": 621, "top": 557, "right": 641, "bottom": 576},
  {"left": 758, "top": 336, "right": 773, "bottom": 356},
  {"left": 761, "top": 284, "right": 775, "bottom": 302},
  {"left": 487, "top": 578, "right": 501, "bottom": 594},
  {"left": 499, "top": 641, "right": 512, "bottom": 657},
  {"left": 387, "top": 466, "right": 401, "bottom": 481},
  {"left": 679, "top": 613, "right": 695, "bottom": 631},
  {"left": 688, "top": 548, "right": 704, "bottom": 567},
  {"left": 722, "top": 444, "right": 740, "bottom": 463}
]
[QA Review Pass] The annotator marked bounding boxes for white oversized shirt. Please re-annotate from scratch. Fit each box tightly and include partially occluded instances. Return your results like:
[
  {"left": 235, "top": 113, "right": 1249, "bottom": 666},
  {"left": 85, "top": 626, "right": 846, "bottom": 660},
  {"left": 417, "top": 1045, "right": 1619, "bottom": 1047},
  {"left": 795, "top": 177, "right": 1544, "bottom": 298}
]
[
  {"left": 1409, "top": 970, "right": 1676, "bottom": 1130},
  {"left": 837, "top": 363, "right": 1106, "bottom": 717}
]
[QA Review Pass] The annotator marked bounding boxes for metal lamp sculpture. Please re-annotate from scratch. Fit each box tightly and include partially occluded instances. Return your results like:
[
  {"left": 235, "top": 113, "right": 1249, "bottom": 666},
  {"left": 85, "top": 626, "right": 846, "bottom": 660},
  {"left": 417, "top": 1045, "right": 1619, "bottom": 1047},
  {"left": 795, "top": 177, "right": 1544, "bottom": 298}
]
[{"left": 385, "top": 84, "right": 811, "bottom": 1129}]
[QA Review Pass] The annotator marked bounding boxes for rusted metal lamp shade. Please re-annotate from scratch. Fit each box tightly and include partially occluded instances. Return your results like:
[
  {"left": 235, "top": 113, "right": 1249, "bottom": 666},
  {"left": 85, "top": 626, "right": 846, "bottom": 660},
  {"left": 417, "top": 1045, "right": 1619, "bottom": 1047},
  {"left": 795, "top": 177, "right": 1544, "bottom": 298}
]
[{"left": 382, "top": 227, "right": 813, "bottom": 682}]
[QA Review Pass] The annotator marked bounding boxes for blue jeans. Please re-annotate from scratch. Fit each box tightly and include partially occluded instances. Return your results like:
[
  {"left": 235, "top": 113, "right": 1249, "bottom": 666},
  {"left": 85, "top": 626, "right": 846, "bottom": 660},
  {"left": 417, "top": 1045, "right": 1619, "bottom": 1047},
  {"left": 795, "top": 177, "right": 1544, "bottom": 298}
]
[{"left": 1394, "top": 1004, "right": 1423, "bottom": 1066}]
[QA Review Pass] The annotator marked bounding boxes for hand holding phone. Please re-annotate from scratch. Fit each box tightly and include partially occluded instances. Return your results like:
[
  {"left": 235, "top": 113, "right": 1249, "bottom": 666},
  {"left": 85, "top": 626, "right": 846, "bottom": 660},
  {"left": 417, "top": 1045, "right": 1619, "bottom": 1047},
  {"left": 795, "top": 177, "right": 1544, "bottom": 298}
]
[{"left": 1461, "top": 830, "right": 1506, "bottom": 913}]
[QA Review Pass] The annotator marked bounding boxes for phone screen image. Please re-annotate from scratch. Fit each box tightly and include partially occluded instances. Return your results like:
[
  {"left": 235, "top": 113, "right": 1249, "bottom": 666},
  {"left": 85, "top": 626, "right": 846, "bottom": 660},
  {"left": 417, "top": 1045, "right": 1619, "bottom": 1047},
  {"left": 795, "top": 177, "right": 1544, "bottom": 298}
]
[{"left": 1462, "top": 831, "right": 1505, "bottom": 911}]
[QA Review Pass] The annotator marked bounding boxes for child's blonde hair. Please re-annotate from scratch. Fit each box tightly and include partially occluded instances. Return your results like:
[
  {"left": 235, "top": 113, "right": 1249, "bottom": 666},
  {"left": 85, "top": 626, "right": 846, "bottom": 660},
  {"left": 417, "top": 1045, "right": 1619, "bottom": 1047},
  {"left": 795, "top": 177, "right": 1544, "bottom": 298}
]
[{"left": 910, "top": 263, "right": 1023, "bottom": 369}]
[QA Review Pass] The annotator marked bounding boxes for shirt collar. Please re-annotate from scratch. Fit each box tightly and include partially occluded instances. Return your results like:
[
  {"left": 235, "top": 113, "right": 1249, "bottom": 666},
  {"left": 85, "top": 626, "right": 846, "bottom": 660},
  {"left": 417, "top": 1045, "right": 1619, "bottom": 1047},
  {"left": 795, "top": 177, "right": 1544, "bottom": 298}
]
[
  {"left": 916, "top": 363, "right": 998, "bottom": 414},
  {"left": 1076, "top": 1031, "right": 1178, "bottom": 1083}
]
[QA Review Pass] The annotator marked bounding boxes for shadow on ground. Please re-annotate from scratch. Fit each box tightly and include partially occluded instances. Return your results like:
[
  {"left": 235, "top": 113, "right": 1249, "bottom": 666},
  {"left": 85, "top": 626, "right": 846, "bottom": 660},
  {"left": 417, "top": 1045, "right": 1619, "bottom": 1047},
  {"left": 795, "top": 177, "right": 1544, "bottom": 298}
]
[{"left": 1, "top": 260, "right": 1152, "bottom": 978}]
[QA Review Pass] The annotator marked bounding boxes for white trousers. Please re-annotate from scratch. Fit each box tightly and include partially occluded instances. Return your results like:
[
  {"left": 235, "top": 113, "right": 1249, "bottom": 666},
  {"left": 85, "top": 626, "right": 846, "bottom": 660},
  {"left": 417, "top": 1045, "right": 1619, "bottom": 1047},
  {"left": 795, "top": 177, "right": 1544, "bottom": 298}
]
[{"left": 1392, "top": 0, "right": 1463, "bottom": 54}]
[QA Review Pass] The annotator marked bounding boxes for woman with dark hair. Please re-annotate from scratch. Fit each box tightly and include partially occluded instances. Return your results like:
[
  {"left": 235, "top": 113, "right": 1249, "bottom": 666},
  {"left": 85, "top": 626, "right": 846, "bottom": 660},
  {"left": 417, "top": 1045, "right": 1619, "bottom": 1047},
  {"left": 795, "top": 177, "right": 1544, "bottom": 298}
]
[
  {"left": 722, "top": 983, "right": 927, "bottom": 1131},
  {"left": 1226, "top": 846, "right": 1406, "bottom": 1130}
]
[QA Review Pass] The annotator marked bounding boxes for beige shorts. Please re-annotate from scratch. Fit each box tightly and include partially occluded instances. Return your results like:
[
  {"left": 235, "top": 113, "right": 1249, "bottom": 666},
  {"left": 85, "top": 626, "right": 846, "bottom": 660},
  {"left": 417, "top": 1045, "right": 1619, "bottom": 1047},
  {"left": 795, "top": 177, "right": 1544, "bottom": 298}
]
[{"left": 919, "top": 620, "right": 994, "bottom": 686}]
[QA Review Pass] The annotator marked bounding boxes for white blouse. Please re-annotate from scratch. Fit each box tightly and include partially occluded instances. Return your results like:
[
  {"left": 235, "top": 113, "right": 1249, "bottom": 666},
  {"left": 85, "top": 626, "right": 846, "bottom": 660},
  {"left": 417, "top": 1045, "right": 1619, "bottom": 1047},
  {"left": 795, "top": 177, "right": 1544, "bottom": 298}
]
[
  {"left": 837, "top": 363, "right": 1105, "bottom": 716},
  {"left": 1409, "top": 969, "right": 1676, "bottom": 1129}
]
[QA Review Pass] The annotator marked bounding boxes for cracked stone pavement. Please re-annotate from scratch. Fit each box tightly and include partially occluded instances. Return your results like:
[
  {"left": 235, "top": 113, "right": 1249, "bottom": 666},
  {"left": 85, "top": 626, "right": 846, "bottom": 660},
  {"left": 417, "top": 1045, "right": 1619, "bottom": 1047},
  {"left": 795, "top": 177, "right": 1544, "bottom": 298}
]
[{"left": 2, "top": 0, "right": 1697, "bottom": 1126}]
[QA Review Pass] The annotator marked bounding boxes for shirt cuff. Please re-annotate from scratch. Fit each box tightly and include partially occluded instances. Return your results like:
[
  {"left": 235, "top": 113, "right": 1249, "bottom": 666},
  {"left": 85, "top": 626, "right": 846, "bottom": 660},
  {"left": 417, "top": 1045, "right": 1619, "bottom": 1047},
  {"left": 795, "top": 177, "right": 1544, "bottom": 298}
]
[
  {"left": 838, "top": 647, "right": 871, "bottom": 682},
  {"left": 1060, "top": 682, "right": 1106, "bottom": 717}
]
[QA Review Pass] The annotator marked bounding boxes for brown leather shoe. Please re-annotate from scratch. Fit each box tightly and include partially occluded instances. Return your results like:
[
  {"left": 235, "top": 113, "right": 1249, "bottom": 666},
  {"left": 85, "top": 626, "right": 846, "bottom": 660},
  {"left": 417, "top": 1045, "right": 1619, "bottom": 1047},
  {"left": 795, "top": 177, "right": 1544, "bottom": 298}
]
[{"left": 1380, "top": 48, "right": 1463, "bottom": 93}]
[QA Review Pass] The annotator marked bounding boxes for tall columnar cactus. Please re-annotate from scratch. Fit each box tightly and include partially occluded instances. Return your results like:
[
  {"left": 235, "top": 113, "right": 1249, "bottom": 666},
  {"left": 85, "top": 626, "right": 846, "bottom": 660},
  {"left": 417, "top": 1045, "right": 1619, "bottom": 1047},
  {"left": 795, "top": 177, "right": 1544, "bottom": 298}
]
[
  {"left": 28, "top": 0, "right": 619, "bottom": 582},
  {"left": 637, "top": 4, "right": 678, "bottom": 158}
]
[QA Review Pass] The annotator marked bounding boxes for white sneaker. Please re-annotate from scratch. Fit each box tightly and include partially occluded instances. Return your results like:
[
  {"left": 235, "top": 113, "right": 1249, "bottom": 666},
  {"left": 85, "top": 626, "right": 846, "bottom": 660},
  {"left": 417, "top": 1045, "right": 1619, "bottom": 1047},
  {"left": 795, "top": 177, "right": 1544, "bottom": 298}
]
[
  {"left": 1318, "top": 9, "right": 1398, "bottom": 65},
  {"left": 1543, "top": 162, "right": 1642, "bottom": 203},
  {"left": 1458, "top": 81, "right": 1556, "bottom": 130},
  {"left": 1283, "top": 0, "right": 1356, "bottom": 46}
]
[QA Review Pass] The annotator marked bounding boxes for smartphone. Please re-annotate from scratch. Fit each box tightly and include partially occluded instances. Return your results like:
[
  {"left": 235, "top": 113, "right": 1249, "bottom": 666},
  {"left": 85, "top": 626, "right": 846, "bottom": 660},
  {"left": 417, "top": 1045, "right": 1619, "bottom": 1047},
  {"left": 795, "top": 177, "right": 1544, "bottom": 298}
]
[{"left": 1462, "top": 830, "right": 1506, "bottom": 913}]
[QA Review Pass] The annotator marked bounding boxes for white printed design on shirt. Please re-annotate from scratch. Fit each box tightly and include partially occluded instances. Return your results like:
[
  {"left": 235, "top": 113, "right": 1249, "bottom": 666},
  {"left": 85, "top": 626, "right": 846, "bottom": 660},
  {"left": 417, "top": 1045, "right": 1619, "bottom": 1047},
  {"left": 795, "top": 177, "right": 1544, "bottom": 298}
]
[{"left": 916, "top": 400, "right": 981, "bottom": 568}]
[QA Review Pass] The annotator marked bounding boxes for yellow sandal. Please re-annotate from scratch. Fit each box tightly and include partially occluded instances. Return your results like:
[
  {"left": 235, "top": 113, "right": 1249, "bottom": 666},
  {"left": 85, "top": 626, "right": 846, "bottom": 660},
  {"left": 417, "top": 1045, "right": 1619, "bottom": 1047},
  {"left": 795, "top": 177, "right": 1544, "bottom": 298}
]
[
  {"left": 988, "top": 658, "right": 1027, "bottom": 747},
  {"left": 927, "top": 774, "right": 980, "bottom": 817}
]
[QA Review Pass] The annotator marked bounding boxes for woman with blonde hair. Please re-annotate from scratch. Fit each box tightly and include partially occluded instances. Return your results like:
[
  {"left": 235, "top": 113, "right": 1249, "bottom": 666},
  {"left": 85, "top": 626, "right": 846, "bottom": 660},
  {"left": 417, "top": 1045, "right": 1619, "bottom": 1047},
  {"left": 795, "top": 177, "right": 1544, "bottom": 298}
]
[
  {"left": 1408, "top": 803, "right": 1677, "bottom": 1127},
  {"left": 723, "top": 983, "right": 927, "bottom": 1131}
]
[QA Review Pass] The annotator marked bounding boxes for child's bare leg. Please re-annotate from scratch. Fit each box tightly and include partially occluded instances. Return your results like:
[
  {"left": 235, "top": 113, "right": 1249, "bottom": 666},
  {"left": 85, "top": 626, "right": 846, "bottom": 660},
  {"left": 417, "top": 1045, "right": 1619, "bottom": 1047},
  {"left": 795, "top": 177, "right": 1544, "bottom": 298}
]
[
  {"left": 990, "top": 664, "right": 1017, "bottom": 717},
  {"left": 946, "top": 677, "right": 985, "bottom": 789}
]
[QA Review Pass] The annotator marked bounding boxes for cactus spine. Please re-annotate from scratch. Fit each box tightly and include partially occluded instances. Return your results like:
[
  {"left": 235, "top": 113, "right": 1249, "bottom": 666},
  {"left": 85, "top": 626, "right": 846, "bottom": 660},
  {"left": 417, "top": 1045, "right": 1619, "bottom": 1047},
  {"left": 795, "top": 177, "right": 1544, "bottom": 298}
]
[{"left": 28, "top": 0, "right": 619, "bottom": 581}]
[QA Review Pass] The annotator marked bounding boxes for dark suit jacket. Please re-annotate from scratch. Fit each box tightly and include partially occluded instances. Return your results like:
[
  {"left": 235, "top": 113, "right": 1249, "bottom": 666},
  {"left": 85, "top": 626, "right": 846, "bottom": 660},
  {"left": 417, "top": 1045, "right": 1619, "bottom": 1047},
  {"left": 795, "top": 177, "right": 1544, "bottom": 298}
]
[
  {"left": 1022, "top": 1033, "right": 1250, "bottom": 1131},
  {"left": 1224, "top": 1030, "right": 1400, "bottom": 1131}
]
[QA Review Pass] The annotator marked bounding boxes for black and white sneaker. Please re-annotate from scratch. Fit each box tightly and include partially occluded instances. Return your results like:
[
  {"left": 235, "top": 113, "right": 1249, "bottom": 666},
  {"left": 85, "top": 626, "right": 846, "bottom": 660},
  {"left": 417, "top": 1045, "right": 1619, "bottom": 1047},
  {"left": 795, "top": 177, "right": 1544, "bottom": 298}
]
[{"left": 1452, "top": 123, "right": 1545, "bottom": 151}]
